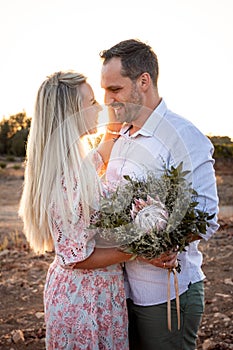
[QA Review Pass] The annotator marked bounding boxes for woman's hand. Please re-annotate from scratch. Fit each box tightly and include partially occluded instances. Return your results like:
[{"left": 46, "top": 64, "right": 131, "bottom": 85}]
[
  {"left": 97, "top": 106, "right": 123, "bottom": 166},
  {"left": 106, "top": 106, "right": 123, "bottom": 133}
]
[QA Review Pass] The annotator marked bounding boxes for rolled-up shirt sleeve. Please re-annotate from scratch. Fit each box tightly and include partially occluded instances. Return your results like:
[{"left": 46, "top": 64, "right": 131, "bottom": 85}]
[{"left": 175, "top": 125, "right": 220, "bottom": 240}]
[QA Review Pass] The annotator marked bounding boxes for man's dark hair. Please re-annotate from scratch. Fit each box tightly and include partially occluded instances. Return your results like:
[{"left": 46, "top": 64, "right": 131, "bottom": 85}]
[{"left": 100, "top": 39, "right": 159, "bottom": 87}]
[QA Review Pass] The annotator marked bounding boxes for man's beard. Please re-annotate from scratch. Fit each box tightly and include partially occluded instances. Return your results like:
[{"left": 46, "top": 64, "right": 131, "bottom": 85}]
[{"left": 113, "top": 84, "right": 143, "bottom": 123}]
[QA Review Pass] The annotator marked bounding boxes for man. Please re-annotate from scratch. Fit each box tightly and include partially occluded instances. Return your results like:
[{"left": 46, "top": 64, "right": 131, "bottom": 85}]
[{"left": 99, "top": 39, "right": 219, "bottom": 350}]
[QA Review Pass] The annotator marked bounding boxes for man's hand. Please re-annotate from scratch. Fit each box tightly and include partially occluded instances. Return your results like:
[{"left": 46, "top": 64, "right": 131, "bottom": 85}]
[{"left": 138, "top": 250, "right": 178, "bottom": 269}]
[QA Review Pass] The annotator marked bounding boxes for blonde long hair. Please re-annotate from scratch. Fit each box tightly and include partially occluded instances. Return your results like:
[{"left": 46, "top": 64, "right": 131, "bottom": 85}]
[{"left": 19, "top": 71, "right": 102, "bottom": 253}]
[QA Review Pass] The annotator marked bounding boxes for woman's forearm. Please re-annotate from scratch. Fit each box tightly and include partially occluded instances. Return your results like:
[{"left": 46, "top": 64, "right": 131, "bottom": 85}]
[
  {"left": 97, "top": 107, "right": 122, "bottom": 165},
  {"left": 97, "top": 133, "right": 117, "bottom": 166},
  {"left": 72, "top": 248, "right": 132, "bottom": 269}
]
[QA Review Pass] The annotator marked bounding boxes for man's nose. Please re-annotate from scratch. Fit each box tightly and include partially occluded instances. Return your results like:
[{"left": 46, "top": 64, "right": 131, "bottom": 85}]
[{"left": 104, "top": 91, "right": 115, "bottom": 105}]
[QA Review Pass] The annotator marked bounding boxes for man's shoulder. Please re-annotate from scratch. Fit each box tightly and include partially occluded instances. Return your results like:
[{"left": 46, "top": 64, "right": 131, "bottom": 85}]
[{"left": 155, "top": 100, "right": 196, "bottom": 133}]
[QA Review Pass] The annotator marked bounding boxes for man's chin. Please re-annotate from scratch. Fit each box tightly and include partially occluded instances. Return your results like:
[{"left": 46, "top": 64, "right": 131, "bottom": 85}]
[{"left": 115, "top": 112, "right": 126, "bottom": 123}]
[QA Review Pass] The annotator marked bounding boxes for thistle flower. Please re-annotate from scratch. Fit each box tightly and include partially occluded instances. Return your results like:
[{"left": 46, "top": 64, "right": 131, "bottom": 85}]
[{"left": 131, "top": 195, "right": 168, "bottom": 232}]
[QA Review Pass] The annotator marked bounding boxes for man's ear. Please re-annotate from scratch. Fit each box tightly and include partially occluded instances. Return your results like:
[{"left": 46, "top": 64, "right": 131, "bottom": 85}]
[{"left": 139, "top": 72, "right": 150, "bottom": 91}]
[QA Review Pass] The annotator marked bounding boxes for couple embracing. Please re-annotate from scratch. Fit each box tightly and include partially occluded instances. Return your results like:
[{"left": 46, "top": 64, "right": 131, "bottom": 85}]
[{"left": 19, "top": 39, "right": 219, "bottom": 350}]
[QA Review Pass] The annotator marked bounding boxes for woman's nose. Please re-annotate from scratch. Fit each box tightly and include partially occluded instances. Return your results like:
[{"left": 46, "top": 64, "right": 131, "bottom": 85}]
[{"left": 97, "top": 103, "right": 103, "bottom": 112}]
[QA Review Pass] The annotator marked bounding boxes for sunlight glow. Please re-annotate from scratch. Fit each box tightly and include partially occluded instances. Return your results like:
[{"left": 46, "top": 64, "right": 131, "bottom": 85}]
[{"left": 0, "top": 0, "right": 232, "bottom": 138}]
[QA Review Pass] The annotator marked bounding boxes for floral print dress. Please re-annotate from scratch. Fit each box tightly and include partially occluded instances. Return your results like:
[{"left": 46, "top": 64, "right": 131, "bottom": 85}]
[{"left": 44, "top": 152, "right": 129, "bottom": 350}]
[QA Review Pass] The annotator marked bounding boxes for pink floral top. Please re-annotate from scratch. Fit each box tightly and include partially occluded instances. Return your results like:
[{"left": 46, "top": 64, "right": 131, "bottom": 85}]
[{"left": 44, "top": 150, "right": 129, "bottom": 350}]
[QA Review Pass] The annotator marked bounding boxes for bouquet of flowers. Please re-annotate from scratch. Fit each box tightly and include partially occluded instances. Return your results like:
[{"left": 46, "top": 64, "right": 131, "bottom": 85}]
[
  {"left": 89, "top": 162, "right": 215, "bottom": 331},
  {"left": 90, "top": 162, "right": 215, "bottom": 272}
]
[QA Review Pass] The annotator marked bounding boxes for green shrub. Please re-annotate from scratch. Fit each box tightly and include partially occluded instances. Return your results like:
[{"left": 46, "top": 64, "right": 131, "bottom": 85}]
[
  {"left": 13, "top": 164, "right": 21, "bottom": 170},
  {"left": 6, "top": 156, "right": 15, "bottom": 162},
  {"left": 213, "top": 144, "right": 233, "bottom": 158},
  {"left": 0, "top": 162, "right": 7, "bottom": 169}
]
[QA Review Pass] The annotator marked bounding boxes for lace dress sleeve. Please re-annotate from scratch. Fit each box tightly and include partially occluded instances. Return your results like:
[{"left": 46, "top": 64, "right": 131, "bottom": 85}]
[
  {"left": 50, "top": 179, "right": 96, "bottom": 267},
  {"left": 88, "top": 149, "right": 105, "bottom": 175}
]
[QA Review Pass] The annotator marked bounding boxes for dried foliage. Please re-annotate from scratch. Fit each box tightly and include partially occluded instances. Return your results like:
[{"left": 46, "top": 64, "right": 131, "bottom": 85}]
[{"left": 90, "top": 162, "right": 215, "bottom": 271}]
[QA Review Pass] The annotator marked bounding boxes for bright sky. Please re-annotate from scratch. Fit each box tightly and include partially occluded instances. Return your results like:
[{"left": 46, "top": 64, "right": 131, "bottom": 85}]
[{"left": 0, "top": 0, "right": 232, "bottom": 138}]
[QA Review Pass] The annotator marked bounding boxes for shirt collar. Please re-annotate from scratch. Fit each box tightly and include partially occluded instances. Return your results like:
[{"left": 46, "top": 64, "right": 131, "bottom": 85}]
[{"left": 130, "top": 99, "right": 168, "bottom": 138}]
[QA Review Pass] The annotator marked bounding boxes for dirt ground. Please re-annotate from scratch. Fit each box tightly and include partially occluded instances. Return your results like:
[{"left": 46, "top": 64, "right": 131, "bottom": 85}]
[{"left": 0, "top": 158, "right": 232, "bottom": 350}]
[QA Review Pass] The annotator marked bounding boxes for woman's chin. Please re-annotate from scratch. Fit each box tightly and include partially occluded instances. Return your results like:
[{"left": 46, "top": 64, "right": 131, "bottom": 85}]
[
  {"left": 82, "top": 127, "right": 98, "bottom": 136},
  {"left": 88, "top": 127, "right": 98, "bottom": 135}
]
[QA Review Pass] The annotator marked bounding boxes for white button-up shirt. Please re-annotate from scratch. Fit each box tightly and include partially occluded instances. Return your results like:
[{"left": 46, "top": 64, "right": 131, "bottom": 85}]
[{"left": 106, "top": 99, "right": 219, "bottom": 305}]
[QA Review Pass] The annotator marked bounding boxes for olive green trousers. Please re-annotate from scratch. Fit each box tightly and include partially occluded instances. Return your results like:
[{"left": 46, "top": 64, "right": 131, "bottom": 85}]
[{"left": 127, "top": 281, "right": 204, "bottom": 350}]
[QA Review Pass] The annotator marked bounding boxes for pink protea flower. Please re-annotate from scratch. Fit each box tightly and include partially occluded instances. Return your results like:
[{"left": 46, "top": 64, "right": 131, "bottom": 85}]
[{"left": 130, "top": 195, "right": 168, "bottom": 232}]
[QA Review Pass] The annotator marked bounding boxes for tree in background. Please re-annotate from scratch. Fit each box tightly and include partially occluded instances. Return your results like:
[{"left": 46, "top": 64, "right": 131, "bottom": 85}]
[
  {"left": 0, "top": 111, "right": 232, "bottom": 159},
  {"left": 0, "top": 119, "right": 10, "bottom": 154},
  {"left": 0, "top": 111, "right": 31, "bottom": 157},
  {"left": 209, "top": 136, "right": 232, "bottom": 145},
  {"left": 208, "top": 136, "right": 233, "bottom": 158}
]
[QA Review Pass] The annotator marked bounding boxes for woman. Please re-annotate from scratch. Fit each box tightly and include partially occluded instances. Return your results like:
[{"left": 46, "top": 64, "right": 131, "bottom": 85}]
[{"left": 19, "top": 71, "right": 132, "bottom": 349}]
